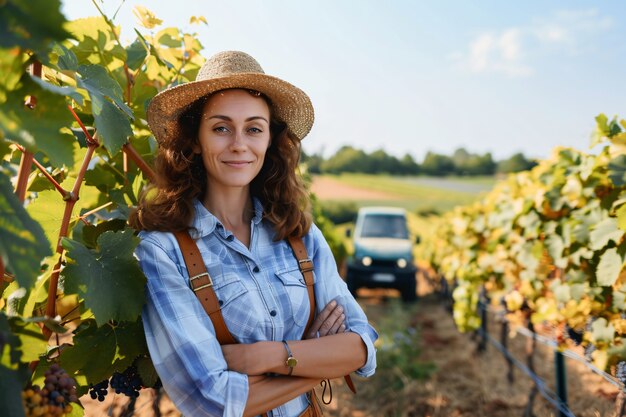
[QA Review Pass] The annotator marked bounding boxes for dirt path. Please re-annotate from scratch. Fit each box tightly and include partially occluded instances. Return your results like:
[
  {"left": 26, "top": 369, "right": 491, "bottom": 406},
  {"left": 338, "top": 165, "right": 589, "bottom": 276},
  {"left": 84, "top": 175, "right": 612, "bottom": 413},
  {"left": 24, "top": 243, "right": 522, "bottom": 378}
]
[
  {"left": 82, "top": 275, "right": 618, "bottom": 417},
  {"left": 310, "top": 175, "right": 397, "bottom": 200}
]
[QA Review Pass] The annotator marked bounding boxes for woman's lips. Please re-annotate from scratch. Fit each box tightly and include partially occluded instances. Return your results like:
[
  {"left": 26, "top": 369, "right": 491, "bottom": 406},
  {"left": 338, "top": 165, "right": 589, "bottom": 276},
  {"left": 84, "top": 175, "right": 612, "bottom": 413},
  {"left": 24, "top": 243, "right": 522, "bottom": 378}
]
[{"left": 223, "top": 160, "right": 252, "bottom": 167}]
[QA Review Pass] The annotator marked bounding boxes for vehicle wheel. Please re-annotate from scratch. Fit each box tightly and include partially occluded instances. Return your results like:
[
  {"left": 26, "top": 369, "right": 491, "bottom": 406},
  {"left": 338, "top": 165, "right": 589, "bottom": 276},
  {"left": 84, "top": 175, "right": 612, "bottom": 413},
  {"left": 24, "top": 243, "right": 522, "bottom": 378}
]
[
  {"left": 346, "top": 272, "right": 359, "bottom": 298},
  {"left": 401, "top": 277, "right": 417, "bottom": 302}
]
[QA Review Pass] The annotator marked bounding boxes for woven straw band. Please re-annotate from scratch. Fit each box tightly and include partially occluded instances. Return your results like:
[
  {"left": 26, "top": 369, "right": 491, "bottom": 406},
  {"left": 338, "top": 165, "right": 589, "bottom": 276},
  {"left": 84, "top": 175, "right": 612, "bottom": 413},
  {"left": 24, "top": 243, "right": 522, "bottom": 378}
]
[{"left": 146, "top": 51, "right": 314, "bottom": 144}]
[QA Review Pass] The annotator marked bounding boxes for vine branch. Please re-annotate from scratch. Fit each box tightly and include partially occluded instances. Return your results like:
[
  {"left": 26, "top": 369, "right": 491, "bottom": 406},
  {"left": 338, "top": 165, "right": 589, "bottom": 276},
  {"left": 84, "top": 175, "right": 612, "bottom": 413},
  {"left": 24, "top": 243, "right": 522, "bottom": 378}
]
[
  {"left": 123, "top": 143, "right": 156, "bottom": 182},
  {"left": 15, "top": 144, "right": 69, "bottom": 199},
  {"left": 14, "top": 62, "right": 43, "bottom": 202},
  {"left": 43, "top": 109, "right": 100, "bottom": 339}
]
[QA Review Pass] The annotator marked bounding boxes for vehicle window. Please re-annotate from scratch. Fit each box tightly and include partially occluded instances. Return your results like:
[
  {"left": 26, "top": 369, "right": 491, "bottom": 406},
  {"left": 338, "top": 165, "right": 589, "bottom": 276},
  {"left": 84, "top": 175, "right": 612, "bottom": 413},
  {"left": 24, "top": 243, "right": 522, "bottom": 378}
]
[{"left": 360, "top": 214, "right": 409, "bottom": 239}]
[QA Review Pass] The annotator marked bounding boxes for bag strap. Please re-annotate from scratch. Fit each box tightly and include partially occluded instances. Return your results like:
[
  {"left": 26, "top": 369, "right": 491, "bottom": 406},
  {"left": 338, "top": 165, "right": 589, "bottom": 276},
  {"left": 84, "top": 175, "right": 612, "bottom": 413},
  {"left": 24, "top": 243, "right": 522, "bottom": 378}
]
[
  {"left": 287, "top": 236, "right": 356, "bottom": 395},
  {"left": 174, "top": 231, "right": 236, "bottom": 345}
]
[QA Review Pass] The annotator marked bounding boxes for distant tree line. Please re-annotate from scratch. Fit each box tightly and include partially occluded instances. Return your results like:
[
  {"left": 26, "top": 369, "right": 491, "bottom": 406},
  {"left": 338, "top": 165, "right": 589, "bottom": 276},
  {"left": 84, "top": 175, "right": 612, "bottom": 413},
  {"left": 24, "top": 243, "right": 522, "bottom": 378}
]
[{"left": 302, "top": 146, "right": 537, "bottom": 176}]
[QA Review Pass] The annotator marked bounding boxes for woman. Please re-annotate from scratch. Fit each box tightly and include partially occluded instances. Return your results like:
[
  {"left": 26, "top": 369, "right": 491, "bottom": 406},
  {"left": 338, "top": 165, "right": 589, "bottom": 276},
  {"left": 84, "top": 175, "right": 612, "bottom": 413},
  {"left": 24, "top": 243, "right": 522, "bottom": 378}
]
[{"left": 131, "top": 51, "right": 377, "bottom": 417}]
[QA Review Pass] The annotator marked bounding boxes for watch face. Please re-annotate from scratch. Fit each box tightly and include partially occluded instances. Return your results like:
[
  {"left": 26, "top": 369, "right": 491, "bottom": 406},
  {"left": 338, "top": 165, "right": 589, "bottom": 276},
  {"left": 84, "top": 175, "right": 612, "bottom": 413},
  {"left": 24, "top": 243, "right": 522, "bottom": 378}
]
[{"left": 287, "top": 357, "right": 298, "bottom": 367}]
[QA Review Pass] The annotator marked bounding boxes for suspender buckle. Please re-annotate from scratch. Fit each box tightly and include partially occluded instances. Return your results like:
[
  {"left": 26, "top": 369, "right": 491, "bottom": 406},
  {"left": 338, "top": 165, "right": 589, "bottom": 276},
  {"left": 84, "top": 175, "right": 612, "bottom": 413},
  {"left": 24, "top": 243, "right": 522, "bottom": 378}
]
[
  {"left": 190, "top": 272, "right": 213, "bottom": 292},
  {"left": 298, "top": 258, "right": 314, "bottom": 273}
]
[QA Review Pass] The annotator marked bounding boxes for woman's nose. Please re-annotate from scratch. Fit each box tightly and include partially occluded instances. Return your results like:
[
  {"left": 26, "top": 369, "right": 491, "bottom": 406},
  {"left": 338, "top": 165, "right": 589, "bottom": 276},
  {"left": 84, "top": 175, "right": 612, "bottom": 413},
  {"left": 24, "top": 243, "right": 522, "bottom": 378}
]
[{"left": 230, "top": 131, "right": 246, "bottom": 150}]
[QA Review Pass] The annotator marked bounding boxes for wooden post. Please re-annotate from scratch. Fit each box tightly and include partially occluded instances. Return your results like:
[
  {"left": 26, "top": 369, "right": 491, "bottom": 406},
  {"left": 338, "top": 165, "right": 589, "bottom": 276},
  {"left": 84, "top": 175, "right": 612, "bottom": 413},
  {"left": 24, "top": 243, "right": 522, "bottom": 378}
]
[
  {"left": 554, "top": 350, "right": 568, "bottom": 417},
  {"left": 477, "top": 286, "right": 488, "bottom": 353},
  {"left": 523, "top": 318, "right": 538, "bottom": 417},
  {"left": 500, "top": 318, "right": 514, "bottom": 383}
]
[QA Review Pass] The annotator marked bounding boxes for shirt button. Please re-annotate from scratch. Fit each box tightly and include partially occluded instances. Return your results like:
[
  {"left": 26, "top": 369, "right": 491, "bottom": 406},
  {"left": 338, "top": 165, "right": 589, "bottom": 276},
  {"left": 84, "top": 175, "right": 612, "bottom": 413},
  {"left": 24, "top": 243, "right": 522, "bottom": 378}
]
[
  {"left": 270, "top": 310, "right": 277, "bottom": 317},
  {"left": 226, "top": 235, "right": 234, "bottom": 241},
  {"left": 218, "top": 300, "right": 223, "bottom": 306},
  {"left": 253, "top": 266, "right": 260, "bottom": 273}
]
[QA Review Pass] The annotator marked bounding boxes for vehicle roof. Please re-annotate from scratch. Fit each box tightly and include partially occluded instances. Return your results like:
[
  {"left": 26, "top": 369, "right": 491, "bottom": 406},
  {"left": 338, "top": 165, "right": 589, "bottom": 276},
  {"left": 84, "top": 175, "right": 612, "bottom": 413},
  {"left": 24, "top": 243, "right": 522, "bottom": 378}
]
[{"left": 357, "top": 206, "right": 407, "bottom": 216}]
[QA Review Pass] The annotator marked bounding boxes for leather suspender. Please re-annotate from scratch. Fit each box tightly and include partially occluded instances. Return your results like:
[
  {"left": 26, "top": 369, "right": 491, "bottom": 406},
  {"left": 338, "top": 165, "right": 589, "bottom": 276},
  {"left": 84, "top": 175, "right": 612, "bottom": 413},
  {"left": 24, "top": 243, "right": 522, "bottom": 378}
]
[
  {"left": 287, "top": 236, "right": 316, "bottom": 332},
  {"left": 174, "top": 231, "right": 236, "bottom": 344},
  {"left": 173, "top": 230, "right": 356, "bottom": 394}
]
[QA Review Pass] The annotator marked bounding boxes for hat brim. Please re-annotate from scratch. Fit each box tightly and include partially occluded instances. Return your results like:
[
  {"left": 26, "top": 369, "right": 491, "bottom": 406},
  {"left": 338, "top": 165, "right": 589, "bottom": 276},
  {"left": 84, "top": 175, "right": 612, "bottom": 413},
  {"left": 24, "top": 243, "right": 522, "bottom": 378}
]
[{"left": 146, "top": 73, "right": 314, "bottom": 144}]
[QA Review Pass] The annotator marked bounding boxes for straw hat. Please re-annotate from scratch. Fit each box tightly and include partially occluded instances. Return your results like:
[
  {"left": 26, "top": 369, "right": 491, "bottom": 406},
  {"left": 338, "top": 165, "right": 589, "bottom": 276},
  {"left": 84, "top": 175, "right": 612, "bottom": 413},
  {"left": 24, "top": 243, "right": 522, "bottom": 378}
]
[{"left": 146, "top": 51, "right": 314, "bottom": 144}]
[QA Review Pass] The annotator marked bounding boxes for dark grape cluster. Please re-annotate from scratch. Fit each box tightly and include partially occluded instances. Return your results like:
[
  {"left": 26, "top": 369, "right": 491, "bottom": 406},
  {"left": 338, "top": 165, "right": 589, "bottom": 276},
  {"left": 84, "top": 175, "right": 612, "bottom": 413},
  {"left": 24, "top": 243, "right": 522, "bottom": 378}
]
[
  {"left": 565, "top": 325, "right": 583, "bottom": 345},
  {"left": 617, "top": 361, "right": 626, "bottom": 386},
  {"left": 88, "top": 380, "right": 109, "bottom": 402},
  {"left": 22, "top": 364, "right": 78, "bottom": 417},
  {"left": 110, "top": 365, "right": 143, "bottom": 398}
]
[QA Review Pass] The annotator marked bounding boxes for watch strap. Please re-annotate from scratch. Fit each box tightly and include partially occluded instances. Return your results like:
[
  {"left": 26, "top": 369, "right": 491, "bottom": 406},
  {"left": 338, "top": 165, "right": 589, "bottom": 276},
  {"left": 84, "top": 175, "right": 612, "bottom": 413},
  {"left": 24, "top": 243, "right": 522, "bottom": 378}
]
[{"left": 282, "top": 340, "right": 297, "bottom": 375}]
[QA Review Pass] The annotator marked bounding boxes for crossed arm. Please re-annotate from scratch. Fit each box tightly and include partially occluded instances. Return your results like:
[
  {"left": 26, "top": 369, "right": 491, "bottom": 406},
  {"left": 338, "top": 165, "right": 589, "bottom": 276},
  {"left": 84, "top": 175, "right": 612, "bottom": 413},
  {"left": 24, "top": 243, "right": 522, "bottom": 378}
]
[{"left": 221, "top": 301, "right": 368, "bottom": 417}]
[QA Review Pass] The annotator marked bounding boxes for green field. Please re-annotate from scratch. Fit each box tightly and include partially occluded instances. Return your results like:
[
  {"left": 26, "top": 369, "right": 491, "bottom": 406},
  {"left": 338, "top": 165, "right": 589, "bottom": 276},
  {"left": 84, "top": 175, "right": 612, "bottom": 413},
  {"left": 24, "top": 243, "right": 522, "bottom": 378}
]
[
  {"left": 315, "top": 173, "right": 496, "bottom": 214},
  {"left": 314, "top": 174, "right": 498, "bottom": 259}
]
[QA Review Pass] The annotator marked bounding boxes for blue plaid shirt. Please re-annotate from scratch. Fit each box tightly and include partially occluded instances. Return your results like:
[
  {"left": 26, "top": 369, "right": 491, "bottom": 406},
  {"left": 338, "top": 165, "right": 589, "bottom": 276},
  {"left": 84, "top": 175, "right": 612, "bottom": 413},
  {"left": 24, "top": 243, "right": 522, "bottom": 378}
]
[{"left": 136, "top": 198, "right": 378, "bottom": 417}]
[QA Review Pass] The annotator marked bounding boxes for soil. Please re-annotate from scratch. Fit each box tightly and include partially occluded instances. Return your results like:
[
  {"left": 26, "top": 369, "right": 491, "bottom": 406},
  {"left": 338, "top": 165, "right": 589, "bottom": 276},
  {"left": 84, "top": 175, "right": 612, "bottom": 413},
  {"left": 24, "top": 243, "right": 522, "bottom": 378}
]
[
  {"left": 81, "top": 273, "right": 620, "bottom": 416},
  {"left": 309, "top": 176, "right": 397, "bottom": 200}
]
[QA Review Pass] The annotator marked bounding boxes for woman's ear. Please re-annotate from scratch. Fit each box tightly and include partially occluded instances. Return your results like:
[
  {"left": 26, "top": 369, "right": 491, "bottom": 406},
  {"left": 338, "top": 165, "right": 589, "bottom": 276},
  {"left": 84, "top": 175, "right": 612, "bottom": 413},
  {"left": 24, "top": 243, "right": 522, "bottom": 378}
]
[{"left": 192, "top": 142, "right": 202, "bottom": 154}]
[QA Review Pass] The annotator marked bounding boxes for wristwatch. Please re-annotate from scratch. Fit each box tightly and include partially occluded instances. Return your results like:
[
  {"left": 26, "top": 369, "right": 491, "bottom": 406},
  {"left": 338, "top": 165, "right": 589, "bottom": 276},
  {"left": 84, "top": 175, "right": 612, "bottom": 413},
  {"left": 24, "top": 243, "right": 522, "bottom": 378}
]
[{"left": 282, "top": 340, "right": 297, "bottom": 375}]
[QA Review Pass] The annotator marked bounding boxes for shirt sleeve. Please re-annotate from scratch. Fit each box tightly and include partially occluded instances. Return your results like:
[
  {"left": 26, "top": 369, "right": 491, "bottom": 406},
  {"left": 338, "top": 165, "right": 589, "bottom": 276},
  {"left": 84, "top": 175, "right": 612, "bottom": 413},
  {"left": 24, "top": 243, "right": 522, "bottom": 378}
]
[
  {"left": 307, "top": 224, "right": 378, "bottom": 377},
  {"left": 136, "top": 233, "right": 249, "bottom": 417}
]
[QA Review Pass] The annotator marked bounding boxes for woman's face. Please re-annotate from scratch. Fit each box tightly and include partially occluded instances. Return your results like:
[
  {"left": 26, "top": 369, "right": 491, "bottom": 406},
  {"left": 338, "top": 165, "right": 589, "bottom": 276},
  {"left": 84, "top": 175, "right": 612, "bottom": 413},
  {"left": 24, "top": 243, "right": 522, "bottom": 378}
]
[{"left": 194, "top": 89, "right": 271, "bottom": 193}]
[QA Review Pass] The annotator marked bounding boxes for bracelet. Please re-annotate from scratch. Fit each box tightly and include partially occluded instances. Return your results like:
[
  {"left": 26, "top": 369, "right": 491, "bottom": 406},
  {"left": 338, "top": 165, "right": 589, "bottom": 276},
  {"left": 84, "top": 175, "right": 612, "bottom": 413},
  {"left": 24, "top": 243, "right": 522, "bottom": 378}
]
[{"left": 282, "top": 340, "right": 297, "bottom": 375}]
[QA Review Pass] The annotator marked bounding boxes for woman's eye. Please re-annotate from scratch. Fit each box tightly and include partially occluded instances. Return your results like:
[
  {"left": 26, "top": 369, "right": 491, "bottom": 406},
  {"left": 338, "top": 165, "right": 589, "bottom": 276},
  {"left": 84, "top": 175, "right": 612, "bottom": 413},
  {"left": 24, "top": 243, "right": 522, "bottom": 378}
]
[
  {"left": 214, "top": 126, "right": 229, "bottom": 133},
  {"left": 248, "top": 127, "right": 263, "bottom": 134}
]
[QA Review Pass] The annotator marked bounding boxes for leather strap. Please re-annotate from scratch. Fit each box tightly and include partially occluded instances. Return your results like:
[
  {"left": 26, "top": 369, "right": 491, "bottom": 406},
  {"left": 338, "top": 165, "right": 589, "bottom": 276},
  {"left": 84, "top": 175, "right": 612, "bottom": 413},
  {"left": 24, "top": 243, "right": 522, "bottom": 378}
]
[
  {"left": 174, "top": 231, "right": 236, "bottom": 345},
  {"left": 287, "top": 236, "right": 356, "bottom": 395},
  {"left": 287, "top": 236, "right": 316, "bottom": 332}
]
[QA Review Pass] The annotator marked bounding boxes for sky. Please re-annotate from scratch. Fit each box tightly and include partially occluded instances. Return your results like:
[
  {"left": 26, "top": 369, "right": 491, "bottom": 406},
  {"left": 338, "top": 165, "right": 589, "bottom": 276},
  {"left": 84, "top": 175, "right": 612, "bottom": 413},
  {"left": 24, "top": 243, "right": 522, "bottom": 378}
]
[{"left": 61, "top": 1, "right": 626, "bottom": 162}]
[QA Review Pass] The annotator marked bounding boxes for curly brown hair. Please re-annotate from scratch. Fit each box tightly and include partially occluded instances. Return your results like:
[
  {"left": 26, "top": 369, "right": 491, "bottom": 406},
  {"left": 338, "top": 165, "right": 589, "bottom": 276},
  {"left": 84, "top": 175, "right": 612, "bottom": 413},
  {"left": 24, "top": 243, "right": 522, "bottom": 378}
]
[{"left": 129, "top": 90, "right": 312, "bottom": 240}]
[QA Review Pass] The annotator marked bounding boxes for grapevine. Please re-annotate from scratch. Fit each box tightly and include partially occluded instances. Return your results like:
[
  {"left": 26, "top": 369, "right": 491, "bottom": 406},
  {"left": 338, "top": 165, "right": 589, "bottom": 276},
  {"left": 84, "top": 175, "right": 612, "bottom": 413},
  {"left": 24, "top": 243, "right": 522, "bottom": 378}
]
[
  {"left": 0, "top": 2, "right": 209, "bottom": 415},
  {"left": 420, "top": 113, "right": 626, "bottom": 373}
]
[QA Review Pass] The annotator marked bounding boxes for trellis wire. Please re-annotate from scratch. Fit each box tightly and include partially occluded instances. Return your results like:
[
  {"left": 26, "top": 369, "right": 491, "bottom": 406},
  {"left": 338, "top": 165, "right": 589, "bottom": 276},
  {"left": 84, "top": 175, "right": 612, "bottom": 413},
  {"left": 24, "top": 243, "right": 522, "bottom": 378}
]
[
  {"left": 477, "top": 326, "right": 577, "bottom": 417},
  {"left": 485, "top": 304, "right": 625, "bottom": 393}
]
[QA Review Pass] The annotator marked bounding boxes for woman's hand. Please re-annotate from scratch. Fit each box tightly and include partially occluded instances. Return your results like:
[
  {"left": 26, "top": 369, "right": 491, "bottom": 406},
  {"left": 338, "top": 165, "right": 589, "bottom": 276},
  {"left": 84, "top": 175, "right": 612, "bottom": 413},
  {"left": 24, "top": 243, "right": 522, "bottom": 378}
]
[{"left": 304, "top": 300, "right": 346, "bottom": 339}]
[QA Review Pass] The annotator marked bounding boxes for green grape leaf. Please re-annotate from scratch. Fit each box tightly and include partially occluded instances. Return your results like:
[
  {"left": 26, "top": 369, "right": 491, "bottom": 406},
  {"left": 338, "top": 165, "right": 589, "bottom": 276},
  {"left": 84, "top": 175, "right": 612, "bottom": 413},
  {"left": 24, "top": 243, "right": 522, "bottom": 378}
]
[
  {"left": 76, "top": 65, "right": 133, "bottom": 155},
  {"left": 570, "top": 283, "right": 586, "bottom": 301},
  {"left": 0, "top": 75, "right": 75, "bottom": 167},
  {"left": 0, "top": 0, "right": 70, "bottom": 54},
  {"left": 25, "top": 187, "right": 66, "bottom": 255},
  {"left": 0, "top": 174, "right": 52, "bottom": 289},
  {"left": 0, "top": 366, "right": 28, "bottom": 417},
  {"left": 77, "top": 65, "right": 132, "bottom": 118},
  {"left": 552, "top": 282, "right": 570, "bottom": 303},
  {"left": 0, "top": 47, "right": 26, "bottom": 99},
  {"left": 596, "top": 248, "right": 623, "bottom": 287},
  {"left": 61, "top": 229, "right": 146, "bottom": 326},
  {"left": 125, "top": 38, "right": 148, "bottom": 71},
  {"left": 608, "top": 155, "right": 626, "bottom": 187},
  {"left": 61, "top": 319, "right": 147, "bottom": 387},
  {"left": 0, "top": 312, "right": 21, "bottom": 366},
  {"left": 81, "top": 219, "right": 127, "bottom": 249},
  {"left": 136, "top": 355, "right": 158, "bottom": 388},
  {"left": 50, "top": 42, "right": 79, "bottom": 71},
  {"left": 613, "top": 289, "right": 626, "bottom": 310},
  {"left": 60, "top": 321, "right": 117, "bottom": 384},
  {"left": 589, "top": 217, "right": 624, "bottom": 251},
  {"left": 7, "top": 316, "right": 48, "bottom": 363},
  {"left": 591, "top": 317, "right": 615, "bottom": 343},
  {"left": 30, "top": 74, "right": 84, "bottom": 105},
  {"left": 617, "top": 204, "right": 626, "bottom": 232},
  {"left": 545, "top": 234, "right": 565, "bottom": 263}
]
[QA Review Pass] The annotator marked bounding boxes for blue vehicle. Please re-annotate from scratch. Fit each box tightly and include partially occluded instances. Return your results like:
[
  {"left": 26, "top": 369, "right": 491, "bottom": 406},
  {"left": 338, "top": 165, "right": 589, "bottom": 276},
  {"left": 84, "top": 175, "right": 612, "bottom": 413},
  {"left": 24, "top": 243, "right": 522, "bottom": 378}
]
[{"left": 346, "top": 207, "right": 418, "bottom": 301}]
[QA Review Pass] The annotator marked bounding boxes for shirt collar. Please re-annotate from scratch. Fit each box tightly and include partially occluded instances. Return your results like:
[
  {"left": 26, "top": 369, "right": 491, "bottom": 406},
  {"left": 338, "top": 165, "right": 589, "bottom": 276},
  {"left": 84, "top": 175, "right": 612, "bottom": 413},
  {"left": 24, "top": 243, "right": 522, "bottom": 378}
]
[{"left": 190, "top": 197, "right": 264, "bottom": 239}]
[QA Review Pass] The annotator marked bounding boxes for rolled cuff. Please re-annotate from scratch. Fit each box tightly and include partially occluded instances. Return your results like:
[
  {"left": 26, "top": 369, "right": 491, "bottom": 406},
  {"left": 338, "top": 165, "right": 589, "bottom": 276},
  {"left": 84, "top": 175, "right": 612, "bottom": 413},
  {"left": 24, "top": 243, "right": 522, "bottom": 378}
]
[{"left": 349, "top": 325, "right": 378, "bottom": 377}]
